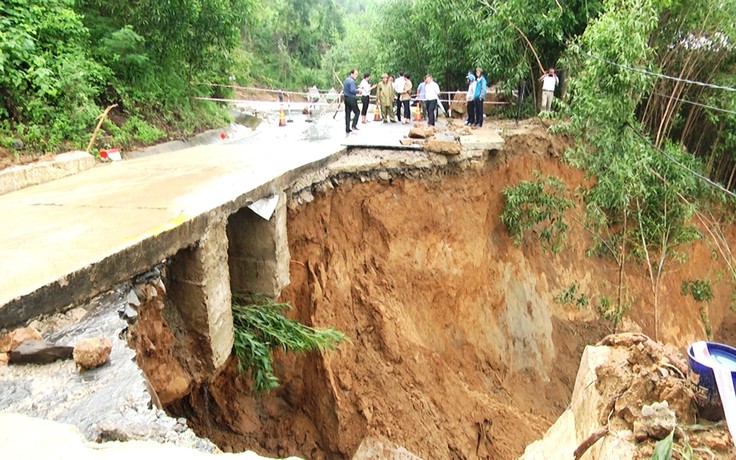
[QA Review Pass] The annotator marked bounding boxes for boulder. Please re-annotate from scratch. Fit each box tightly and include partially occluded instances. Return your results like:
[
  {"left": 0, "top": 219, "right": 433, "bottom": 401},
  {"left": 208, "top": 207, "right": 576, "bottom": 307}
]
[
  {"left": 9, "top": 340, "right": 74, "bottom": 364},
  {"left": 424, "top": 139, "right": 461, "bottom": 156},
  {"left": 0, "top": 326, "right": 43, "bottom": 352},
  {"left": 73, "top": 336, "right": 112, "bottom": 370},
  {"left": 408, "top": 125, "right": 436, "bottom": 139},
  {"left": 0, "top": 352, "right": 9, "bottom": 366}
]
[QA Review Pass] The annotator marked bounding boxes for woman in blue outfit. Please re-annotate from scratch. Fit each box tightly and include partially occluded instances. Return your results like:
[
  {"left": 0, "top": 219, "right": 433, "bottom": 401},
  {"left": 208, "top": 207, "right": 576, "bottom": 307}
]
[{"left": 473, "top": 67, "right": 487, "bottom": 128}]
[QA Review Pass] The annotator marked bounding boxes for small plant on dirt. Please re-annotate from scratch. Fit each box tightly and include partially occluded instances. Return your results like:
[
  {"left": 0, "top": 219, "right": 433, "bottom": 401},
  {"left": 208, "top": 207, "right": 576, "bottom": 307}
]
[
  {"left": 596, "top": 295, "right": 630, "bottom": 332},
  {"left": 232, "top": 295, "right": 346, "bottom": 393},
  {"left": 554, "top": 283, "right": 589, "bottom": 309},
  {"left": 681, "top": 279, "right": 714, "bottom": 303},
  {"left": 501, "top": 171, "right": 574, "bottom": 253}
]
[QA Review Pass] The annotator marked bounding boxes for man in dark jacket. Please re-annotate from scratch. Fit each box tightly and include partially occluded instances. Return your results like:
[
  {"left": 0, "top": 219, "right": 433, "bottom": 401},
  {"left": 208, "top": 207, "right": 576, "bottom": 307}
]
[{"left": 343, "top": 69, "right": 360, "bottom": 133}]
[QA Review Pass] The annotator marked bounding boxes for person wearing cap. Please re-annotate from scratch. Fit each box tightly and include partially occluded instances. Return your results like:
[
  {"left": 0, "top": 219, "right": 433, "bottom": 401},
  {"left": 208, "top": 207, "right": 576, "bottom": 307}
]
[
  {"left": 473, "top": 67, "right": 488, "bottom": 128},
  {"left": 376, "top": 73, "right": 396, "bottom": 123},
  {"left": 465, "top": 72, "right": 476, "bottom": 126},
  {"left": 423, "top": 74, "right": 440, "bottom": 126}
]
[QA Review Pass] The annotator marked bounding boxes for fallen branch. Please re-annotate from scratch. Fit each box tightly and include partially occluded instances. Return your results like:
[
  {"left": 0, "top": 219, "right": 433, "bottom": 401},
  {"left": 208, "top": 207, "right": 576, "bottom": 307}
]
[
  {"left": 86, "top": 104, "right": 118, "bottom": 153},
  {"left": 574, "top": 426, "right": 609, "bottom": 459}
]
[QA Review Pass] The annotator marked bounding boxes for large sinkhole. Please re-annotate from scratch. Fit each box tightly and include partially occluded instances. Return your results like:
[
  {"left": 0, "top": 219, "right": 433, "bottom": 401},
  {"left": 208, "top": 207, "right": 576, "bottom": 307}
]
[{"left": 129, "top": 140, "right": 615, "bottom": 459}]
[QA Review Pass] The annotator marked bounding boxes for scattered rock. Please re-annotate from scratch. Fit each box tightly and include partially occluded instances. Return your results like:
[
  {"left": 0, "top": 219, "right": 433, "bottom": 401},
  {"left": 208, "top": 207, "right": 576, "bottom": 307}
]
[
  {"left": 408, "top": 125, "right": 436, "bottom": 139},
  {"left": 9, "top": 340, "right": 74, "bottom": 364},
  {"left": 633, "top": 401, "right": 676, "bottom": 441},
  {"left": 299, "top": 188, "right": 314, "bottom": 203},
  {"left": 0, "top": 326, "right": 43, "bottom": 353},
  {"left": 117, "top": 304, "right": 139, "bottom": 324},
  {"left": 424, "top": 138, "right": 461, "bottom": 155},
  {"left": 73, "top": 336, "right": 112, "bottom": 370},
  {"left": 126, "top": 289, "right": 141, "bottom": 308}
]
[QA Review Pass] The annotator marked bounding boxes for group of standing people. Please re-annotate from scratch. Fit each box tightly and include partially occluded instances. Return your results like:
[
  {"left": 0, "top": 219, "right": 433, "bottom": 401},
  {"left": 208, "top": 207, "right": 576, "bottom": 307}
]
[
  {"left": 342, "top": 65, "right": 559, "bottom": 133},
  {"left": 343, "top": 69, "right": 441, "bottom": 133}
]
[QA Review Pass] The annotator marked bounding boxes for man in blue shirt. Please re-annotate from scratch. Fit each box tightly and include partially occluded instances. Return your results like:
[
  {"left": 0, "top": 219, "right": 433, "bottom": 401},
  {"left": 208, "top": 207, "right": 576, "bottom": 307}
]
[
  {"left": 473, "top": 67, "right": 488, "bottom": 128},
  {"left": 343, "top": 69, "right": 360, "bottom": 133}
]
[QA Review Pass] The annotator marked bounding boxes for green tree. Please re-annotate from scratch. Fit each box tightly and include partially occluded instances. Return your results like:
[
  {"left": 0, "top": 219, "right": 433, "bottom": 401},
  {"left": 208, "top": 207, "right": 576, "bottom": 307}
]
[
  {"left": 0, "top": 0, "right": 106, "bottom": 150},
  {"left": 563, "top": 0, "right": 705, "bottom": 340}
]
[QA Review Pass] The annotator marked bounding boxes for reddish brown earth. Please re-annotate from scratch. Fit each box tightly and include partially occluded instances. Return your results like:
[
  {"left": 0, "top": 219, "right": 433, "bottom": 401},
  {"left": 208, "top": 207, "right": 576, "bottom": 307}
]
[{"left": 133, "top": 123, "right": 736, "bottom": 459}]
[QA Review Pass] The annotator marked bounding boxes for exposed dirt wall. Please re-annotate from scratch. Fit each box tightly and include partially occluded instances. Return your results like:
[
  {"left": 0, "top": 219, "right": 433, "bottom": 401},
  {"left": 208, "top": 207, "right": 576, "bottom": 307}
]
[{"left": 158, "top": 123, "right": 736, "bottom": 459}]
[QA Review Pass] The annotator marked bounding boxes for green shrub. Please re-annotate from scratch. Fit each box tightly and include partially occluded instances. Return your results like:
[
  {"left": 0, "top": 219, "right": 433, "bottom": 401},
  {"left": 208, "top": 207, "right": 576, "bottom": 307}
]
[
  {"left": 681, "top": 279, "right": 714, "bottom": 303},
  {"left": 501, "top": 172, "right": 575, "bottom": 253}
]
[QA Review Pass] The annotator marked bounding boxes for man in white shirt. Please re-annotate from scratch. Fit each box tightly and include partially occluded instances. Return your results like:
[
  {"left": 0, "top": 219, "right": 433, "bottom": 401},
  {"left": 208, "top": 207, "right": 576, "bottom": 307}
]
[
  {"left": 393, "top": 72, "right": 405, "bottom": 122},
  {"left": 539, "top": 67, "right": 558, "bottom": 113},
  {"left": 423, "top": 74, "right": 441, "bottom": 126}
]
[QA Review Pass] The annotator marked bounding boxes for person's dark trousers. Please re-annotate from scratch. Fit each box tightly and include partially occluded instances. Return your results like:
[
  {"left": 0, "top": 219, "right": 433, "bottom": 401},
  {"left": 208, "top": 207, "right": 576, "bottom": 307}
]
[
  {"left": 361, "top": 95, "right": 370, "bottom": 116},
  {"left": 395, "top": 96, "right": 402, "bottom": 121},
  {"left": 474, "top": 97, "right": 484, "bottom": 127},
  {"left": 426, "top": 99, "right": 438, "bottom": 126},
  {"left": 402, "top": 100, "right": 410, "bottom": 119},
  {"left": 345, "top": 96, "right": 359, "bottom": 132},
  {"left": 467, "top": 101, "right": 475, "bottom": 124}
]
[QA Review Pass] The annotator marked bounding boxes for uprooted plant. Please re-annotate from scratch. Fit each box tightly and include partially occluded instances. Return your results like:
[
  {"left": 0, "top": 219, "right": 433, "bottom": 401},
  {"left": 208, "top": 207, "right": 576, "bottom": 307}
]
[{"left": 232, "top": 295, "right": 346, "bottom": 393}]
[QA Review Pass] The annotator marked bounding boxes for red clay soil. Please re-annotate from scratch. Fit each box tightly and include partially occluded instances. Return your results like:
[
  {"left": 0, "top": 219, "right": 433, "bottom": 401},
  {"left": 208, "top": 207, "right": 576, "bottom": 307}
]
[{"left": 150, "top": 123, "right": 736, "bottom": 459}]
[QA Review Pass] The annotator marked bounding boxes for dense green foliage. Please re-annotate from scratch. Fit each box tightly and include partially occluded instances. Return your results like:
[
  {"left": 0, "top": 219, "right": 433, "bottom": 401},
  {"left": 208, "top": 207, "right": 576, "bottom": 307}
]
[
  {"left": 232, "top": 296, "right": 345, "bottom": 393},
  {"left": 239, "top": 0, "right": 345, "bottom": 89},
  {"left": 1, "top": 0, "right": 106, "bottom": 151},
  {"left": 1, "top": 0, "right": 253, "bottom": 152}
]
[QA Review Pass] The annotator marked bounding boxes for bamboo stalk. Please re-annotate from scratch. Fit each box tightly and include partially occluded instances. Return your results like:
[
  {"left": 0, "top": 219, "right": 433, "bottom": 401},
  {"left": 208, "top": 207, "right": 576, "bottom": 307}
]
[{"left": 86, "top": 104, "right": 118, "bottom": 153}]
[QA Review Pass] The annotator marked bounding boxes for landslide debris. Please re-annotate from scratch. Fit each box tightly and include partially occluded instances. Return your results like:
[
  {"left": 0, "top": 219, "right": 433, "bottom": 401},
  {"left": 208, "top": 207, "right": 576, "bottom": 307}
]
[{"left": 523, "top": 333, "right": 735, "bottom": 460}]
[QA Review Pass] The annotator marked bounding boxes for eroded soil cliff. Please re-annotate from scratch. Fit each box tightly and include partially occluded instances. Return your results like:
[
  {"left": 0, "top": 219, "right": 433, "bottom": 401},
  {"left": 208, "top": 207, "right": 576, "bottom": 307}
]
[{"left": 136, "top": 122, "right": 736, "bottom": 459}]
